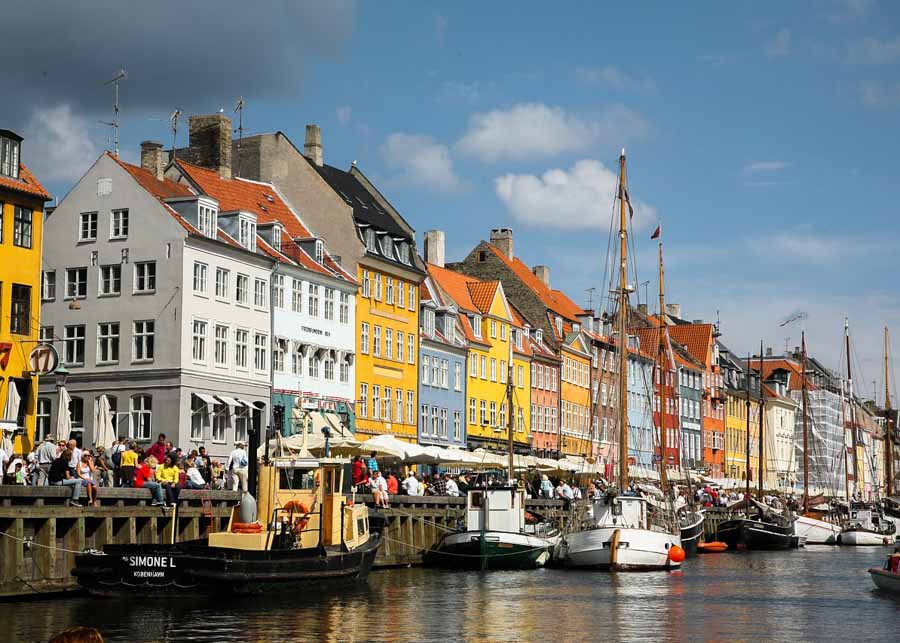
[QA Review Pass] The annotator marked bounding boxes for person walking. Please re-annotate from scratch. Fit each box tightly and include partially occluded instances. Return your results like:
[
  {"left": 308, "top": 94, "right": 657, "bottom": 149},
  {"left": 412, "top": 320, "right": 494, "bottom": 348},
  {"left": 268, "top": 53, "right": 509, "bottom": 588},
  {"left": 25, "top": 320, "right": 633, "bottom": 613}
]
[
  {"left": 34, "top": 434, "right": 58, "bottom": 486},
  {"left": 48, "top": 448, "right": 82, "bottom": 507},
  {"left": 226, "top": 441, "right": 249, "bottom": 492},
  {"left": 110, "top": 436, "right": 126, "bottom": 487}
]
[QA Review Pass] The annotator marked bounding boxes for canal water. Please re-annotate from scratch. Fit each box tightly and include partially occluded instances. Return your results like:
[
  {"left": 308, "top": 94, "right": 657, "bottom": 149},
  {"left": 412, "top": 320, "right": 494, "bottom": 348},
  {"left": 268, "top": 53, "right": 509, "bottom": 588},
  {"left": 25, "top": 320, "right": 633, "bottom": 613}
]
[{"left": 4, "top": 547, "right": 898, "bottom": 642}]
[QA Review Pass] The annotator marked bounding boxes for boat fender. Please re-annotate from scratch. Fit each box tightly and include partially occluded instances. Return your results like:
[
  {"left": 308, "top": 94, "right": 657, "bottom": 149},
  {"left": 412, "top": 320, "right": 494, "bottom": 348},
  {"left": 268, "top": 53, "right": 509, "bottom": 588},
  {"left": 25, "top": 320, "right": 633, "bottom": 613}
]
[
  {"left": 314, "top": 470, "right": 321, "bottom": 487},
  {"left": 231, "top": 522, "right": 262, "bottom": 533},
  {"left": 610, "top": 529, "right": 620, "bottom": 566},
  {"left": 668, "top": 544, "right": 686, "bottom": 563}
]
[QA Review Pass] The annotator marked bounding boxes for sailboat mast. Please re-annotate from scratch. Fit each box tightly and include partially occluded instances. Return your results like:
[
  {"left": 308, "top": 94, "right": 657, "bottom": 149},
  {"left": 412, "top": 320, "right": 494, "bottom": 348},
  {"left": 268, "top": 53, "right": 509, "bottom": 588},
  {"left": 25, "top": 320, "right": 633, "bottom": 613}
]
[
  {"left": 845, "top": 318, "right": 860, "bottom": 500},
  {"left": 884, "top": 327, "right": 894, "bottom": 497},
  {"left": 745, "top": 353, "right": 752, "bottom": 514},
  {"left": 507, "top": 340, "right": 515, "bottom": 483},
  {"left": 801, "top": 331, "right": 810, "bottom": 513},
  {"left": 758, "top": 342, "right": 765, "bottom": 498},
  {"left": 617, "top": 150, "right": 630, "bottom": 491},
  {"left": 658, "top": 242, "right": 670, "bottom": 492}
]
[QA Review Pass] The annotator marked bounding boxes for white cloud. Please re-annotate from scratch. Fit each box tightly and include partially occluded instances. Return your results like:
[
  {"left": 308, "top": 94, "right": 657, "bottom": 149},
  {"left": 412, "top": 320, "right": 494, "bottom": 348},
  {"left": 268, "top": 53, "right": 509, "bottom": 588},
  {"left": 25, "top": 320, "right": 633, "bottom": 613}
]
[
  {"left": 336, "top": 106, "right": 352, "bottom": 125},
  {"left": 380, "top": 132, "right": 464, "bottom": 193},
  {"left": 766, "top": 28, "right": 791, "bottom": 58},
  {"left": 21, "top": 104, "right": 98, "bottom": 183},
  {"left": 575, "top": 66, "right": 656, "bottom": 92},
  {"left": 455, "top": 102, "right": 648, "bottom": 163},
  {"left": 494, "top": 159, "right": 656, "bottom": 230},
  {"left": 849, "top": 36, "right": 900, "bottom": 64},
  {"left": 743, "top": 160, "right": 791, "bottom": 173}
]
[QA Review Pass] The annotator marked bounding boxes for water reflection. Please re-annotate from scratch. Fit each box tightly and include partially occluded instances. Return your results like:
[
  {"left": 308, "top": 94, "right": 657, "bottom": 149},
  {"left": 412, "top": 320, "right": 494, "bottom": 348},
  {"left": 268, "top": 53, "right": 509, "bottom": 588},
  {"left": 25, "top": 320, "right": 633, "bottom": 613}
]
[{"left": 5, "top": 547, "right": 897, "bottom": 642}]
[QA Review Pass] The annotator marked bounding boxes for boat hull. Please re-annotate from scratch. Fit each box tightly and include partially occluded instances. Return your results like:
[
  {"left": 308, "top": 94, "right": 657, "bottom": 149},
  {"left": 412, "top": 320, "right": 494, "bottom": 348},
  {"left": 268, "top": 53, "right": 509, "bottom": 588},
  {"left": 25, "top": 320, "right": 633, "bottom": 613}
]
[
  {"left": 72, "top": 535, "right": 381, "bottom": 596},
  {"left": 561, "top": 527, "right": 681, "bottom": 571},
  {"left": 794, "top": 515, "right": 841, "bottom": 545},
  {"left": 838, "top": 529, "right": 896, "bottom": 546},
  {"left": 716, "top": 518, "right": 793, "bottom": 550},
  {"left": 423, "top": 530, "right": 552, "bottom": 570},
  {"left": 868, "top": 567, "right": 900, "bottom": 593},
  {"left": 679, "top": 511, "right": 704, "bottom": 558}
]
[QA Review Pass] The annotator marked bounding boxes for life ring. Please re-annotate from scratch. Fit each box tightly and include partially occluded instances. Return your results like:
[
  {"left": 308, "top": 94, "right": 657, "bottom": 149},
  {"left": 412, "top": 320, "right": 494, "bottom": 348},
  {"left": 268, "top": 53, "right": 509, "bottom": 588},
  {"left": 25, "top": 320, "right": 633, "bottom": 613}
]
[
  {"left": 283, "top": 500, "right": 310, "bottom": 515},
  {"left": 282, "top": 501, "right": 311, "bottom": 534},
  {"left": 231, "top": 521, "right": 262, "bottom": 533}
]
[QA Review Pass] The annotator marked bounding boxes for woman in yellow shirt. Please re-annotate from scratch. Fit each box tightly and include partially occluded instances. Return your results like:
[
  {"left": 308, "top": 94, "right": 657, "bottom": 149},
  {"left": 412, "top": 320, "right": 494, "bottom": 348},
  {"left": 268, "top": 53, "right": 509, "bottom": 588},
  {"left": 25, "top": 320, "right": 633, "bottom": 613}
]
[{"left": 157, "top": 455, "right": 181, "bottom": 507}]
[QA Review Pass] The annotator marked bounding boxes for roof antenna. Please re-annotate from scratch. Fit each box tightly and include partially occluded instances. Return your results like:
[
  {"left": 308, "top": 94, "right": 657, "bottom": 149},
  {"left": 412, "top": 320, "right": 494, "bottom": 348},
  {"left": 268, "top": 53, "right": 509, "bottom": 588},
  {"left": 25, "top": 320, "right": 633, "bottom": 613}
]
[
  {"left": 169, "top": 109, "right": 182, "bottom": 162},
  {"left": 585, "top": 286, "right": 596, "bottom": 312},
  {"left": 234, "top": 96, "right": 245, "bottom": 178},
  {"left": 100, "top": 68, "right": 127, "bottom": 157}
]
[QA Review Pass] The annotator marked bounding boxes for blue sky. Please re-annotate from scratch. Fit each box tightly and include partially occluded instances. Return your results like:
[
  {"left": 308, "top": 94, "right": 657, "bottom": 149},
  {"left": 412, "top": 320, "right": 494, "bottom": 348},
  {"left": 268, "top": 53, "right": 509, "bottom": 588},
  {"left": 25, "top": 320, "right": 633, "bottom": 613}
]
[{"left": 7, "top": 1, "right": 900, "bottom": 398}]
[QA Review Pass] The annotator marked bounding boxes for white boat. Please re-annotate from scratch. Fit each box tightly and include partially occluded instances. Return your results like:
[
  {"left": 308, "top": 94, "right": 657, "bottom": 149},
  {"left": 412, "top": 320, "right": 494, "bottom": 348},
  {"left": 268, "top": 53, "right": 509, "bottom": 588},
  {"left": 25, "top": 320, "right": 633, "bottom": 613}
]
[
  {"left": 794, "top": 514, "right": 841, "bottom": 545},
  {"left": 839, "top": 529, "right": 895, "bottom": 546},
  {"left": 868, "top": 567, "right": 900, "bottom": 593},
  {"left": 838, "top": 505, "right": 897, "bottom": 546},
  {"left": 562, "top": 494, "right": 681, "bottom": 571}
]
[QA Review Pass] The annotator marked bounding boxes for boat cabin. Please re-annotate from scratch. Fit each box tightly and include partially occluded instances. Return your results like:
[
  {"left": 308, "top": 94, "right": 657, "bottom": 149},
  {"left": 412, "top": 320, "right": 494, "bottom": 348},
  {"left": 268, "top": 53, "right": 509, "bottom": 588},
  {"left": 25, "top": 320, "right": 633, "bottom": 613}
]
[
  {"left": 591, "top": 493, "right": 648, "bottom": 530},
  {"left": 466, "top": 486, "right": 527, "bottom": 534},
  {"left": 209, "top": 456, "right": 371, "bottom": 552}
]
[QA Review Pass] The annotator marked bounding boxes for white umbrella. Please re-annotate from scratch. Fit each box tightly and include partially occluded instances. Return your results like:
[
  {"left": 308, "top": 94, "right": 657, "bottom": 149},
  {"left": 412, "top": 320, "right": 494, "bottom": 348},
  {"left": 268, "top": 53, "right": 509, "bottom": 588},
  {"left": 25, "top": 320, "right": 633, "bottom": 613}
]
[
  {"left": 2, "top": 383, "right": 21, "bottom": 454},
  {"left": 93, "top": 395, "right": 116, "bottom": 449},
  {"left": 363, "top": 433, "right": 426, "bottom": 460},
  {"left": 56, "top": 387, "right": 72, "bottom": 443}
]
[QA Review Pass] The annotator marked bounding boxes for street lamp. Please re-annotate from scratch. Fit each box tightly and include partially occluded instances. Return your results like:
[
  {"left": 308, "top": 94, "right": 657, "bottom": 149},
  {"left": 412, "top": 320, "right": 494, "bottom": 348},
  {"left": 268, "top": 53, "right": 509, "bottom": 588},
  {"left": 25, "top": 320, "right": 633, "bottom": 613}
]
[{"left": 54, "top": 364, "right": 69, "bottom": 388}]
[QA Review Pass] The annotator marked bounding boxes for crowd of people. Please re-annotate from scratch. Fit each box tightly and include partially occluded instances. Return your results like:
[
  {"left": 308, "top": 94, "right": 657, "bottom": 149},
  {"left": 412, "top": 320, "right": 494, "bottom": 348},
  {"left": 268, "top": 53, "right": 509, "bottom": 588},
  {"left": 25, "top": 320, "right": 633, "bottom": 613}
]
[{"left": 0, "top": 432, "right": 251, "bottom": 508}]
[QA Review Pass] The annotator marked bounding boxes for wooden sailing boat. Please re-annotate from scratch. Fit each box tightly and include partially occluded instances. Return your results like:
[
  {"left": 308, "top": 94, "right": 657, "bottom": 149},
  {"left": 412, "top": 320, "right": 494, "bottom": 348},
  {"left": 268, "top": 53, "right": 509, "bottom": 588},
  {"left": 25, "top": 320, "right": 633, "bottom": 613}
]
[
  {"left": 424, "top": 342, "right": 557, "bottom": 570},
  {"left": 560, "top": 150, "right": 684, "bottom": 571},
  {"left": 882, "top": 327, "right": 900, "bottom": 522},
  {"left": 716, "top": 346, "right": 794, "bottom": 550},
  {"left": 792, "top": 330, "right": 843, "bottom": 544},
  {"left": 838, "top": 319, "right": 897, "bottom": 545}
]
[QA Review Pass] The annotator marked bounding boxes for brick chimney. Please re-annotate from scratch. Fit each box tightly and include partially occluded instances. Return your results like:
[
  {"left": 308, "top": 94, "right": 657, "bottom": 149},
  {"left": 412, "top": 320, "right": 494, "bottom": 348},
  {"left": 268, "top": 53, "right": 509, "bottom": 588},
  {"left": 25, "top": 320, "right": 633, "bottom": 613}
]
[
  {"left": 490, "top": 228, "right": 513, "bottom": 260},
  {"left": 304, "top": 124, "right": 323, "bottom": 167},
  {"left": 532, "top": 265, "right": 550, "bottom": 288},
  {"left": 188, "top": 114, "right": 232, "bottom": 179},
  {"left": 140, "top": 141, "right": 164, "bottom": 180},
  {"left": 424, "top": 230, "right": 445, "bottom": 268}
]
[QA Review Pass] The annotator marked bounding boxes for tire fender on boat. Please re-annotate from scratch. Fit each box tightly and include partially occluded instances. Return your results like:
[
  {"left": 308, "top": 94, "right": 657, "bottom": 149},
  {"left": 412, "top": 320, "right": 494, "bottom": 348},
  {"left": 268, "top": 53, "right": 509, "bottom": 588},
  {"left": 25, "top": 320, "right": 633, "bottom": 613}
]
[{"left": 610, "top": 529, "right": 621, "bottom": 567}]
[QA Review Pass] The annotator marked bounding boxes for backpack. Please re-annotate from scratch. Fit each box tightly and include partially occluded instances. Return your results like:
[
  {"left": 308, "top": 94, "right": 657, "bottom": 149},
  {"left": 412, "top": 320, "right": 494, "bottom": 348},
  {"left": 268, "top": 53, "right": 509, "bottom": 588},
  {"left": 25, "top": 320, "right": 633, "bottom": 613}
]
[{"left": 112, "top": 448, "right": 122, "bottom": 467}]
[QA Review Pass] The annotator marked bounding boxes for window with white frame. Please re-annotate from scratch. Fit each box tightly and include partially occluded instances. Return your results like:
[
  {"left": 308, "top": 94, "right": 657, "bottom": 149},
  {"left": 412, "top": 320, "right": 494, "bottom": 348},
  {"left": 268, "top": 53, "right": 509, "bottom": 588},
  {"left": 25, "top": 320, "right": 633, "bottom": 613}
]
[
  {"left": 239, "top": 217, "right": 257, "bottom": 251},
  {"left": 361, "top": 322, "right": 370, "bottom": 354},
  {"left": 340, "top": 360, "right": 350, "bottom": 383},
  {"left": 236, "top": 274, "right": 249, "bottom": 304},
  {"left": 292, "top": 345, "right": 303, "bottom": 376},
  {"left": 193, "top": 262, "right": 208, "bottom": 293},
  {"left": 373, "top": 326, "right": 382, "bottom": 357},
  {"left": 431, "top": 406, "right": 439, "bottom": 435},
  {"left": 385, "top": 328, "right": 393, "bottom": 360},
  {"left": 133, "top": 320, "right": 154, "bottom": 362},
  {"left": 254, "top": 334, "right": 267, "bottom": 371},
  {"left": 198, "top": 204, "right": 217, "bottom": 238},
  {"left": 42, "top": 270, "right": 56, "bottom": 301},
  {"left": 440, "top": 408, "right": 448, "bottom": 437},
  {"left": 408, "top": 284, "right": 416, "bottom": 310},
  {"left": 192, "top": 320, "right": 207, "bottom": 361},
  {"left": 431, "top": 357, "right": 439, "bottom": 385},
  {"left": 395, "top": 388, "right": 403, "bottom": 423},
  {"left": 469, "top": 398, "right": 476, "bottom": 424},
  {"left": 273, "top": 275, "right": 285, "bottom": 309},
  {"left": 421, "top": 355, "right": 430, "bottom": 385},
  {"left": 134, "top": 262, "right": 156, "bottom": 293},
  {"left": 315, "top": 240, "right": 324, "bottom": 264},
  {"left": 407, "top": 390, "right": 414, "bottom": 424},
  {"left": 454, "top": 362, "right": 462, "bottom": 391},
  {"left": 308, "top": 284, "right": 319, "bottom": 317},
  {"left": 472, "top": 315, "right": 482, "bottom": 338},
  {"left": 308, "top": 353, "right": 319, "bottom": 378},
  {"left": 292, "top": 279, "right": 303, "bottom": 312},
  {"left": 361, "top": 270, "right": 370, "bottom": 298},
  {"left": 235, "top": 329, "right": 249, "bottom": 368},
  {"left": 407, "top": 335, "right": 415, "bottom": 363},
  {"left": 64, "top": 325, "right": 85, "bottom": 365},
  {"left": 212, "top": 404, "right": 228, "bottom": 442},
  {"left": 66, "top": 267, "right": 87, "bottom": 299},
  {"left": 79, "top": 212, "right": 98, "bottom": 241},
  {"left": 40, "top": 325, "right": 54, "bottom": 342},
  {"left": 97, "top": 322, "right": 119, "bottom": 364},
  {"left": 272, "top": 227, "right": 282, "bottom": 252},
  {"left": 111, "top": 209, "right": 129, "bottom": 239},
  {"left": 490, "top": 319, "right": 497, "bottom": 338},
  {"left": 440, "top": 360, "right": 448, "bottom": 388},
  {"left": 324, "top": 356, "right": 334, "bottom": 380},
  {"left": 480, "top": 355, "right": 486, "bottom": 379},
  {"left": 396, "top": 330, "right": 403, "bottom": 361},
  {"left": 131, "top": 395, "right": 152, "bottom": 440},
  {"left": 234, "top": 406, "right": 250, "bottom": 444},
  {"left": 470, "top": 355, "right": 477, "bottom": 377},
  {"left": 339, "top": 292, "right": 350, "bottom": 323},
  {"left": 374, "top": 273, "right": 382, "bottom": 300},
  {"left": 372, "top": 386, "right": 380, "bottom": 420},
  {"left": 453, "top": 411, "right": 461, "bottom": 441},
  {"left": 480, "top": 400, "right": 487, "bottom": 425},
  {"left": 210, "top": 325, "right": 226, "bottom": 366},
  {"left": 254, "top": 279, "right": 267, "bottom": 308},
  {"left": 0, "top": 135, "right": 20, "bottom": 178},
  {"left": 386, "top": 277, "right": 394, "bottom": 305},
  {"left": 191, "top": 396, "right": 208, "bottom": 441},
  {"left": 421, "top": 404, "right": 428, "bottom": 433},
  {"left": 324, "top": 287, "right": 335, "bottom": 320},
  {"left": 397, "top": 280, "right": 405, "bottom": 308},
  {"left": 423, "top": 308, "right": 435, "bottom": 336},
  {"left": 383, "top": 388, "right": 392, "bottom": 421},
  {"left": 358, "top": 383, "right": 368, "bottom": 418},
  {"left": 500, "top": 360, "right": 507, "bottom": 384},
  {"left": 215, "top": 268, "right": 229, "bottom": 299},
  {"left": 490, "top": 358, "right": 497, "bottom": 382}
]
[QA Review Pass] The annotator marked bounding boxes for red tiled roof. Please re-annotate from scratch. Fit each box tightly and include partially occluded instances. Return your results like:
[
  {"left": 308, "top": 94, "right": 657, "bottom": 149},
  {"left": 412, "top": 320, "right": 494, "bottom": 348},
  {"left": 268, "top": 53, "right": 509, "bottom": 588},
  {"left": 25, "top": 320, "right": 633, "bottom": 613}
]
[
  {"left": 111, "top": 152, "right": 193, "bottom": 199},
  {"left": 427, "top": 263, "right": 482, "bottom": 312},
  {"left": 484, "top": 244, "right": 585, "bottom": 320},
  {"left": 467, "top": 281, "right": 499, "bottom": 314},
  {"left": 758, "top": 359, "right": 815, "bottom": 391},
  {"left": 0, "top": 164, "right": 51, "bottom": 201},
  {"left": 667, "top": 323, "right": 714, "bottom": 367}
]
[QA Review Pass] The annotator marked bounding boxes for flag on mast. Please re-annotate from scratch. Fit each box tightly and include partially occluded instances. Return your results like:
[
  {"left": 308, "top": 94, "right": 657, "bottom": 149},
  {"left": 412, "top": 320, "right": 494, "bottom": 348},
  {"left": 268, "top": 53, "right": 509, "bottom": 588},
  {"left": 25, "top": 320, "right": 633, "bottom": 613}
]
[
  {"left": 650, "top": 224, "right": 661, "bottom": 240},
  {"left": 623, "top": 187, "right": 635, "bottom": 219}
]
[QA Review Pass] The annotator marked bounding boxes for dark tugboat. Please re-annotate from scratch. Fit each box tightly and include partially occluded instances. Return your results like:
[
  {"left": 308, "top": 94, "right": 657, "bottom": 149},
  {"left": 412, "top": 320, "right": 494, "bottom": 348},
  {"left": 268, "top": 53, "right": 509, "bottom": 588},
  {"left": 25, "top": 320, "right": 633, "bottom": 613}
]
[{"left": 73, "top": 430, "right": 380, "bottom": 595}]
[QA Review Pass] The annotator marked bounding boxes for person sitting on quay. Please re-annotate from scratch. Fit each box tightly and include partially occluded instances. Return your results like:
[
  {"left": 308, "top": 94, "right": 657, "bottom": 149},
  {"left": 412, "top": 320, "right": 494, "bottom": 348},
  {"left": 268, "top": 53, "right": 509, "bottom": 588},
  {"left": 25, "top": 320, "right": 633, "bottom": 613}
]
[
  {"left": 48, "top": 448, "right": 83, "bottom": 507},
  {"left": 157, "top": 455, "right": 181, "bottom": 507},
  {"left": 427, "top": 472, "right": 447, "bottom": 496},
  {"left": 211, "top": 460, "right": 225, "bottom": 489},
  {"left": 94, "top": 446, "right": 113, "bottom": 487},
  {"left": 368, "top": 470, "right": 390, "bottom": 508},
  {"left": 386, "top": 470, "right": 399, "bottom": 496},
  {"left": 135, "top": 455, "right": 166, "bottom": 507},
  {"left": 185, "top": 456, "right": 209, "bottom": 490},
  {"left": 444, "top": 473, "right": 460, "bottom": 497},
  {"left": 146, "top": 433, "right": 168, "bottom": 465},
  {"left": 540, "top": 475, "right": 554, "bottom": 499},
  {"left": 77, "top": 452, "right": 98, "bottom": 506},
  {"left": 402, "top": 470, "right": 420, "bottom": 496},
  {"left": 197, "top": 446, "right": 213, "bottom": 483},
  {"left": 352, "top": 455, "right": 368, "bottom": 491}
]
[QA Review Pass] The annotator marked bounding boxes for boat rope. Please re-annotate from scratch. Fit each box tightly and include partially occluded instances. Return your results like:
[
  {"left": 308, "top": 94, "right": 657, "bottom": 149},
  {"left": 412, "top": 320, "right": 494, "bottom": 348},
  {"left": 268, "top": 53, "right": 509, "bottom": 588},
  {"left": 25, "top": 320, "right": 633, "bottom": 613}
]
[
  {"left": 378, "top": 533, "right": 552, "bottom": 558},
  {"left": 0, "top": 529, "right": 104, "bottom": 555}
]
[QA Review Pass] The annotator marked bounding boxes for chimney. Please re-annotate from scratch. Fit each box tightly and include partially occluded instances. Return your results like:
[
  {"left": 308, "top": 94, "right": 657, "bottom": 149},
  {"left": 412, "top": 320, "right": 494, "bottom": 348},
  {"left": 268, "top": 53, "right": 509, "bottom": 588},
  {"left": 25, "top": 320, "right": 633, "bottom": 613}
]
[
  {"left": 577, "top": 312, "right": 594, "bottom": 333},
  {"left": 304, "top": 124, "right": 323, "bottom": 167},
  {"left": 766, "top": 347, "right": 773, "bottom": 357},
  {"left": 532, "top": 265, "right": 550, "bottom": 288},
  {"left": 637, "top": 303, "right": 648, "bottom": 314},
  {"left": 140, "top": 141, "right": 164, "bottom": 181},
  {"left": 490, "top": 228, "right": 513, "bottom": 260},
  {"left": 424, "top": 230, "right": 446, "bottom": 268},
  {"left": 665, "top": 303, "right": 681, "bottom": 319},
  {"left": 188, "top": 114, "right": 232, "bottom": 179}
]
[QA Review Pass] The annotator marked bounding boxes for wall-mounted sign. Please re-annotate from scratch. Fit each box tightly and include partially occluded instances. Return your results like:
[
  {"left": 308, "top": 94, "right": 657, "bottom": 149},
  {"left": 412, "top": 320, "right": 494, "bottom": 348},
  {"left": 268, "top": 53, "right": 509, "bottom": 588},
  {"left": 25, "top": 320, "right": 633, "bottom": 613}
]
[
  {"left": 301, "top": 325, "right": 331, "bottom": 337},
  {"left": 29, "top": 344, "right": 60, "bottom": 375}
]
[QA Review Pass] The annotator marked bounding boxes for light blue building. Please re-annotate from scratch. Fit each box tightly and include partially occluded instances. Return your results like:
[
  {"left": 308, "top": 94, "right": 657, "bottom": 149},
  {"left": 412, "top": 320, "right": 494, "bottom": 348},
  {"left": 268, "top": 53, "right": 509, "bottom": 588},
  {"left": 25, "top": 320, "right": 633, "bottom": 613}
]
[
  {"left": 418, "top": 273, "right": 467, "bottom": 448},
  {"left": 626, "top": 335, "right": 656, "bottom": 468}
]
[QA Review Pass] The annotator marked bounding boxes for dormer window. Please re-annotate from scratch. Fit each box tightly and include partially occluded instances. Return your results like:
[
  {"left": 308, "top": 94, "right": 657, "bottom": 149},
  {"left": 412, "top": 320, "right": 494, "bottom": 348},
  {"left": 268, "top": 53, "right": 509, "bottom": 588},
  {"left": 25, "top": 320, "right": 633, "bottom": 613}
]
[
  {"left": 472, "top": 315, "right": 482, "bottom": 339},
  {"left": 572, "top": 323, "right": 580, "bottom": 333},
  {"left": 515, "top": 329, "right": 523, "bottom": 350},
  {"left": 0, "top": 132, "right": 21, "bottom": 179},
  {"left": 423, "top": 308, "right": 435, "bottom": 337},
  {"left": 365, "top": 229, "right": 377, "bottom": 252},
  {"left": 315, "top": 239, "right": 324, "bottom": 264},
  {"left": 536, "top": 329, "right": 543, "bottom": 343},
  {"left": 381, "top": 236, "right": 394, "bottom": 258},
  {"left": 555, "top": 317, "right": 563, "bottom": 336},
  {"left": 398, "top": 240, "right": 411, "bottom": 265},
  {"left": 197, "top": 203, "right": 218, "bottom": 239},
  {"left": 239, "top": 215, "right": 257, "bottom": 252},
  {"left": 272, "top": 226, "right": 282, "bottom": 252}
]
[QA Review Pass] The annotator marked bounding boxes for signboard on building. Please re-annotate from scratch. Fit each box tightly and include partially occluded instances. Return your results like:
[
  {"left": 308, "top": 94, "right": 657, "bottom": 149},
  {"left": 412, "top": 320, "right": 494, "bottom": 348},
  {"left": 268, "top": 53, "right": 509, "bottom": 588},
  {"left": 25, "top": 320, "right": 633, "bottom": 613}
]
[{"left": 29, "top": 344, "right": 59, "bottom": 375}]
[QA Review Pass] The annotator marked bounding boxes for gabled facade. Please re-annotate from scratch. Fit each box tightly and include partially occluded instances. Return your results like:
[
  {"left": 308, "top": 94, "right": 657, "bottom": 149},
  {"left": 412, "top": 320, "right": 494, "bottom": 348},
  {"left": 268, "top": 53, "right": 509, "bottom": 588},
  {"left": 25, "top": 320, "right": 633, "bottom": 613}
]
[
  {"left": 676, "top": 355, "right": 704, "bottom": 471},
  {"left": 524, "top": 317, "right": 559, "bottom": 458},
  {"left": 40, "top": 150, "right": 271, "bottom": 457},
  {"left": 418, "top": 274, "right": 467, "bottom": 448},
  {"left": 0, "top": 130, "right": 51, "bottom": 454},
  {"left": 558, "top": 328, "right": 593, "bottom": 459}
]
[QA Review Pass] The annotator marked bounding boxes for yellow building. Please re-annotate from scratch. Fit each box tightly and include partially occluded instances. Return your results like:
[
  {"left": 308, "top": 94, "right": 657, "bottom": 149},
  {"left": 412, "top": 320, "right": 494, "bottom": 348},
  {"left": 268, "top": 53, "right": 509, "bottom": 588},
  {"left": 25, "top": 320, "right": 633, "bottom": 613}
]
[
  {"left": 0, "top": 130, "right": 51, "bottom": 455},
  {"left": 427, "top": 264, "right": 531, "bottom": 451},
  {"left": 725, "top": 388, "right": 748, "bottom": 481},
  {"left": 559, "top": 331, "right": 593, "bottom": 458},
  {"left": 355, "top": 261, "right": 422, "bottom": 442}
]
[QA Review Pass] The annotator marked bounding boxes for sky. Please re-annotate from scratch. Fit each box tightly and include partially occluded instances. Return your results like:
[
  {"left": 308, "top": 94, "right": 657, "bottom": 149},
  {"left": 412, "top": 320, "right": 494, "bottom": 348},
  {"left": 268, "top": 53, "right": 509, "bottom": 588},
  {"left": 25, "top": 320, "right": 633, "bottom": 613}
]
[{"left": 4, "top": 1, "right": 900, "bottom": 401}]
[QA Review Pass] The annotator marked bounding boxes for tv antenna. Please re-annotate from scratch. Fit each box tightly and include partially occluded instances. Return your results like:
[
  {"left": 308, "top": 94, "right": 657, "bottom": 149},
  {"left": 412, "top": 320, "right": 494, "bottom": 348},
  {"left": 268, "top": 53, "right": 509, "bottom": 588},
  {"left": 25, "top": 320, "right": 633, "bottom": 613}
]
[
  {"left": 585, "top": 287, "right": 596, "bottom": 311},
  {"left": 234, "top": 96, "right": 245, "bottom": 177},
  {"left": 99, "top": 69, "right": 127, "bottom": 156},
  {"left": 169, "top": 109, "right": 182, "bottom": 161},
  {"left": 780, "top": 310, "right": 808, "bottom": 328}
]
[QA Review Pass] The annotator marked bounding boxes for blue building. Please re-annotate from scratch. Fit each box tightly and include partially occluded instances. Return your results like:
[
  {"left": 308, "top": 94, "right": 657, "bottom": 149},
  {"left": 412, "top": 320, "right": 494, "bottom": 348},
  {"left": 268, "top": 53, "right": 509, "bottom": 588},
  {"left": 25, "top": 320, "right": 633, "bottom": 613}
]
[
  {"left": 418, "top": 271, "right": 467, "bottom": 448},
  {"left": 626, "top": 335, "right": 656, "bottom": 468}
]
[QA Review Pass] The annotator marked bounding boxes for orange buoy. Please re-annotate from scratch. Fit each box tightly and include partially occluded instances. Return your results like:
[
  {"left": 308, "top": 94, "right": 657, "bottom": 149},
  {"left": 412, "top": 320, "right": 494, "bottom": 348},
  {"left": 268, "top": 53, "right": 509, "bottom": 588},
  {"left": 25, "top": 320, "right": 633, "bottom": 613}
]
[
  {"left": 697, "top": 541, "right": 728, "bottom": 553},
  {"left": 668, "top": 544, "right": 686, "bottom": 563}
]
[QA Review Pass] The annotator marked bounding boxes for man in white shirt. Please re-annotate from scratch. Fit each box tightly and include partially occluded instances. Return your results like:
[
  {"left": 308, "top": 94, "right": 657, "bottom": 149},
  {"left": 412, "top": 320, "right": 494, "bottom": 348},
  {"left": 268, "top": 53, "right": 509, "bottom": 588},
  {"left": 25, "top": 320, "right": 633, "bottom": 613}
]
[
  {"left": 66, "top": 439, "right": 82, "bottom": 475},
  {"left": 402, "top": 471, "right": 420, "bottom": 496},
  {"left": 226, "top": 441, "right": 249, "bottom": 492},
  {"left": 560, "top": 481, "right": 574, "bottom": 500},
  {"left": 444, "top": 473, "right": 460, "bottom": 497}
]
